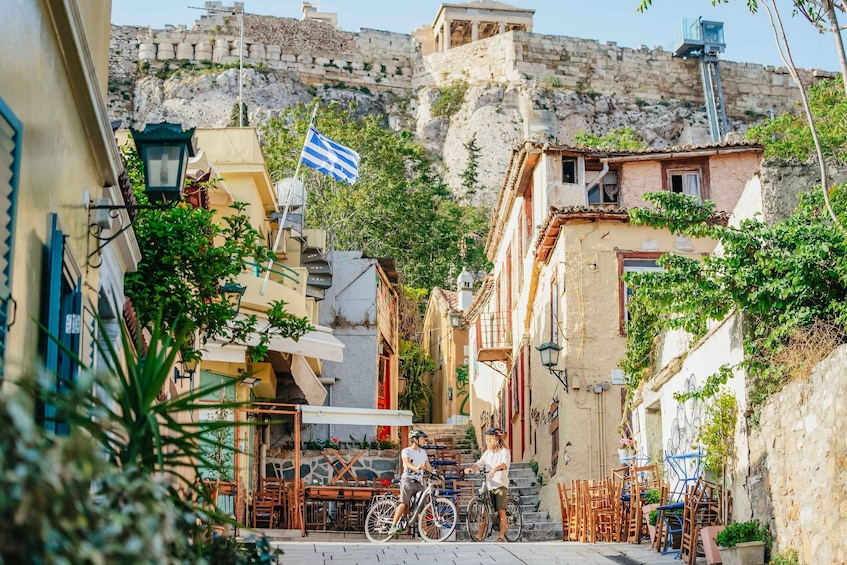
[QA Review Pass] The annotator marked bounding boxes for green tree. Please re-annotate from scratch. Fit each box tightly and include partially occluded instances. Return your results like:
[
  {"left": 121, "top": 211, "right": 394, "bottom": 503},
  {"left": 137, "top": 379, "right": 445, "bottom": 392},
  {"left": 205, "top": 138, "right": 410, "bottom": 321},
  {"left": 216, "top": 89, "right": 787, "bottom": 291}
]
[
  {"left": 230, "top": 101, "right": 250, "bottom": 127},
  {"left": 461, "top": 133, "right": 481, "bottom": 199},
  {"left": 398, "top": 339, "right": 435, "bottom": 422},
  {"left": 260, "top": 101, "right": 491, "bottom": 290},
  {"left": 573, "top": 127, "right": 647, "bottom": 150},
  {"left": 122, "top": 144, "right": 311, "bottom": 361}
]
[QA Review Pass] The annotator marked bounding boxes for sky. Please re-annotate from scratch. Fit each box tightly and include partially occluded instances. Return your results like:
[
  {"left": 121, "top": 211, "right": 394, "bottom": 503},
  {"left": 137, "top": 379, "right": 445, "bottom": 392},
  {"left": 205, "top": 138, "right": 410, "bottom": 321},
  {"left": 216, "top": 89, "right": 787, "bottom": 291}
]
[{"left": 111, "top": 0, "right": 841, "bottom": 72}]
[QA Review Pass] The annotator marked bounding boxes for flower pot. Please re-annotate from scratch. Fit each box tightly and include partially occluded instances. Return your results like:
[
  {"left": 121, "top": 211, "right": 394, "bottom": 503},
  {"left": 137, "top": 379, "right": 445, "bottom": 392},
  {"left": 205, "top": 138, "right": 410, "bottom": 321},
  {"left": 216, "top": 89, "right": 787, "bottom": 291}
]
[
  {"left": 701, "top": 525, "right": 726, "bottom": 565},
  {"left": 718, "top": 541, "right": 766, "bottom": 565},
  {"left": 618, "top": 448, "right": 633, "bottom": 462},
  {"left": 647, "top": 524, "right": 657, "bottom": 544}
]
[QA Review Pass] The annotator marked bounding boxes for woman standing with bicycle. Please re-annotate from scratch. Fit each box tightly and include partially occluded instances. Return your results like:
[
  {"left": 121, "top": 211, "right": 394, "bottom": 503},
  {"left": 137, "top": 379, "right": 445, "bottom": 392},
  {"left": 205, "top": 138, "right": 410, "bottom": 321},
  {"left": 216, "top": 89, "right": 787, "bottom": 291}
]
[
  {"left": 465, "top": 427, "right": 511, "bottom": 542},
  {"left": 387, "top": 428, "right": 435, "bottom": 536}
]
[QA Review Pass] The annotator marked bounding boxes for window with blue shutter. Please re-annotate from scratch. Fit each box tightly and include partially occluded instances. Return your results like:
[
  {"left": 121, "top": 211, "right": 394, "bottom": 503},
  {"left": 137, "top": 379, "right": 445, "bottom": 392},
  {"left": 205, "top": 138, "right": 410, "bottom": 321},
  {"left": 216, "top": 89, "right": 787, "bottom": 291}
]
[
  {"left": 0, "top": 98, "right": 22, "bottom": 382},
  {"left": 41, "top": 214, "right": 82, "bottom": 435}
]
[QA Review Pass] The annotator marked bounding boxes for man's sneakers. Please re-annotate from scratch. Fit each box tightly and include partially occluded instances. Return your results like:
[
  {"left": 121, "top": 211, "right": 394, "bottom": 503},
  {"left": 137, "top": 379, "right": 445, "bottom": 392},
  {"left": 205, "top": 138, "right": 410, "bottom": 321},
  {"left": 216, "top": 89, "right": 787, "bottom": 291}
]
[{"left": 387, "top": 524, "right": 402, "bottom": 536}]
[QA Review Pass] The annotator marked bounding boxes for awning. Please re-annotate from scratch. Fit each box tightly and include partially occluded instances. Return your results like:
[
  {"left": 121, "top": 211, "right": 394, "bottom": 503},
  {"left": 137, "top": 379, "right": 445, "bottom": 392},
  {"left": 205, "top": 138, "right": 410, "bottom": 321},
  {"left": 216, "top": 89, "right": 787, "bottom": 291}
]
[
  {"left": 298, "top": 405, "right": 414, "bottom": 426},
  {"left": 264, "top": 326, "right": 345, "bottom": 363},
  {"left": 291, "top": 354, "right": 327, "bottom": 406}
]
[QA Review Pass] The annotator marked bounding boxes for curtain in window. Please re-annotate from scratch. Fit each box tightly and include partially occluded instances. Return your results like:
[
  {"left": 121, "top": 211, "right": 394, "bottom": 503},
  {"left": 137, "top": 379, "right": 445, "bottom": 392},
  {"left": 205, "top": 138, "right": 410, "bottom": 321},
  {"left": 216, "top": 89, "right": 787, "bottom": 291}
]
[{"left": 682, "top": 173, "right": 700, "bottom": 199}]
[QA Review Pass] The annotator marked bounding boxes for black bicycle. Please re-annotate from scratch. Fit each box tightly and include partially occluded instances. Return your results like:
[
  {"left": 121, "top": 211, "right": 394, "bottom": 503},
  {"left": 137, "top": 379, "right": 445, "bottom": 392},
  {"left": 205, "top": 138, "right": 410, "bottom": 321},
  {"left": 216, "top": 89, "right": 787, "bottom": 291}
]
[
  {"left": 364, "top": 471, "right": 458, "bottom": 543},
  {"left": 464, "top": 466, "right": 523, "bottom": 542}
]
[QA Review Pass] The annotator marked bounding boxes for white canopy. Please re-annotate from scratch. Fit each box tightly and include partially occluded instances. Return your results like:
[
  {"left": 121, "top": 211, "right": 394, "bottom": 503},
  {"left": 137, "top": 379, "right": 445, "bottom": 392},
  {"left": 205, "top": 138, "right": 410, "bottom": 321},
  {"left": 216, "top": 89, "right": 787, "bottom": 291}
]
[{"left": 298, "top": 405, "right": 414, "bottom": 426}]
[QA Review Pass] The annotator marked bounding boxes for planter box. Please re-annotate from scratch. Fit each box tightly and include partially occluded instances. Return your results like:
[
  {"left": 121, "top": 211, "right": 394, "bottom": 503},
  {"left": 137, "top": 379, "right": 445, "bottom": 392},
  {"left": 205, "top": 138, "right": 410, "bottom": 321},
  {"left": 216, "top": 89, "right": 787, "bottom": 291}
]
[
  {"left": 701, "top": 525, "right": 726, "bottom": 565},
  {"left": 718, "top": 540, "right": 766, "bottom": 565}
]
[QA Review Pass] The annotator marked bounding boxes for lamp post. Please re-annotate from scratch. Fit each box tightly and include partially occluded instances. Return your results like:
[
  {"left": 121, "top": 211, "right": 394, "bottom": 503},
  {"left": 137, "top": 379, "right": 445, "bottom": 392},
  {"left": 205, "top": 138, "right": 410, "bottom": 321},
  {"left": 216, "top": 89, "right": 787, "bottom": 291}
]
[
  {"left": 220, "top": 281, "right": 247, "bottom": 315},
  {"left": 130, "top": 122, "right": 196, "bottom": 203},
  {"left": 536, "top": 341, "right": 569, "bottom": 392},
  {"left": 448, "top": 311, "right": 462, "bottom": 328}
]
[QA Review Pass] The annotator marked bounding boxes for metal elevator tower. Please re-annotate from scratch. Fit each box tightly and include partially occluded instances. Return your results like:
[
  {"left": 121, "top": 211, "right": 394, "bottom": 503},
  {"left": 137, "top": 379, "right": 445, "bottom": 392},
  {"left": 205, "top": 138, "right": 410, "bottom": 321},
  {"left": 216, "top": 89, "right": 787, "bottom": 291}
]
[{"left": 673, "top": 18, "right": 728, "bottom": 143}]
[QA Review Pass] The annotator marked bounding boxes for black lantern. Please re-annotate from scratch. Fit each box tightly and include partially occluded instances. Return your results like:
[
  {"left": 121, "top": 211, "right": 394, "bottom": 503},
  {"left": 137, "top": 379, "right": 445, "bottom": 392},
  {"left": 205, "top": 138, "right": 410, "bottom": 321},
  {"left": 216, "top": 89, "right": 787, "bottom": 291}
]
[
  {"left": 131, "top": 122, "right": 196, "bottom": 203},
  {"left": 220, "top": 282, "right": 247, "bottom": 315},
  {"left": 174, "top": 356, "right": 199, "bottom": 383},
  {"left": 536, "top": 341, "right": 568, "bottom": 392}
]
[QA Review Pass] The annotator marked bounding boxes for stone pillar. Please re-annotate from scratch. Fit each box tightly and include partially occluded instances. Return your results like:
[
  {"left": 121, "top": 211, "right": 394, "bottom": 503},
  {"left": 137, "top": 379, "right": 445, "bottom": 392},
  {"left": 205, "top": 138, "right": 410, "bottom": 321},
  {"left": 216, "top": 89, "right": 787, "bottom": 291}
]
[
  {"left": 213, "top": 38, "right": 229, "bottom": 62},
  {"left": 175, "top": 42, "right": 194, "bottom": 60},
  {"left": 266, "top": 45, "right": 281, "bottom": 62},
  {"left": 499, "top": 21, "right": 507, "bottom": 35},
  {"left": 157, "top": 42, "right": 175, "bottom": 60},
  {"left": 138, "top": 42, "right": 156, "bottom": 61},
  {"left": 471, "top": 21, "right": 479, "bottom": 42},
  {"left": 249, "top": 42, "right": 265, "bottom": 60},
  {"left": 195, "top": 41, "right": 213, "bottom": 61},
  {"left": 442, "top": 19, "right": 451, "bottom": 51}
]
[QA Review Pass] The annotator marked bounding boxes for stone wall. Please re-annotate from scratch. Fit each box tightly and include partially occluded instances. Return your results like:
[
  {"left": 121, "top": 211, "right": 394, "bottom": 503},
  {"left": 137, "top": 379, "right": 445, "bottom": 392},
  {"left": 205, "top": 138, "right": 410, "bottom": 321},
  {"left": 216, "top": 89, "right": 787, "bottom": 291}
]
[
  {"left": 746, "top": 345, "right": 847, "bottom": 564},
  {"left": 415, "top": 30, "right": 834, "bottom": 118},
  {"left": 267, "top": 448, "right": 399, "bottom": 483}
]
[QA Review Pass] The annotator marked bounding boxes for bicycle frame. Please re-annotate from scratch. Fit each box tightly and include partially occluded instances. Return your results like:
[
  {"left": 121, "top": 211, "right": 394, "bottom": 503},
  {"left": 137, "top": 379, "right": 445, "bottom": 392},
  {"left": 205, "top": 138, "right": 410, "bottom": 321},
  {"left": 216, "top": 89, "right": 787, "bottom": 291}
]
[{"left": 464, "top": 466, "right": 523, "bottom": 542}]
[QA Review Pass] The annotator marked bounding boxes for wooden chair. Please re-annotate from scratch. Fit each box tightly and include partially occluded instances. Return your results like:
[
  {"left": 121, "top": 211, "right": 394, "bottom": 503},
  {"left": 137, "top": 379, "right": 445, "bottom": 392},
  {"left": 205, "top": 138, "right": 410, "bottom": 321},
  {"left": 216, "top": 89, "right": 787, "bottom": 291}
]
[
  {"left": 252, "top": 491, "right": 279, "bottom": 529},
  {"left": 557, "top": 482, "right": 570, "bottom": 541},
  {"left": 679, "top": 478, "right": 727, "bottom": 565}
]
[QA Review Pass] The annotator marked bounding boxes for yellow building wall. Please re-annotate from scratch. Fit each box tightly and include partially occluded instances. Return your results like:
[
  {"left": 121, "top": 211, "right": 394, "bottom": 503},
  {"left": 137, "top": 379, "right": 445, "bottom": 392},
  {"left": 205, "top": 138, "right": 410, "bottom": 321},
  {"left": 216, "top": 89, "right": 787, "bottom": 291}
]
[{"left": 0, "top": 0, "right": 113, "bottom": 381}]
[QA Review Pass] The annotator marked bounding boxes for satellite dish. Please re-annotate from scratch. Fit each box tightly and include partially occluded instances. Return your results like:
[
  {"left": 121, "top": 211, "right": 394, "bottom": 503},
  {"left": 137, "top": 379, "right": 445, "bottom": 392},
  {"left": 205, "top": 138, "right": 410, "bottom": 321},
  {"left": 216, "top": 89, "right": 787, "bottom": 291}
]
[{"left": 274, "top": 177, "right": 305, "bottom": 211}]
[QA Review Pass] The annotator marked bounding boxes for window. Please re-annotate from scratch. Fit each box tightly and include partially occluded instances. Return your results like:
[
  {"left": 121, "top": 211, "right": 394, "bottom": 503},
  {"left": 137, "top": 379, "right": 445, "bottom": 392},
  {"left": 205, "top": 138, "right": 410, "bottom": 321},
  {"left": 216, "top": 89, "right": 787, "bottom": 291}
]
[
  {"left": 41, "top": 215, "right": 83, "bottom": 435},
  {"left": 0, "top": 98, "right": 21, "bottom": 382},
  {"left": 620, "top": 255, "right": 663, "bottom": 333},
  {"left": 588, "top": 170, "right": 619, "bottom": 205},
  {"left": 562, "top": 158, "right": 577, "bottom": 184},
  {"left": 670, "top": 170, "right": 701, "bottom": 200}
]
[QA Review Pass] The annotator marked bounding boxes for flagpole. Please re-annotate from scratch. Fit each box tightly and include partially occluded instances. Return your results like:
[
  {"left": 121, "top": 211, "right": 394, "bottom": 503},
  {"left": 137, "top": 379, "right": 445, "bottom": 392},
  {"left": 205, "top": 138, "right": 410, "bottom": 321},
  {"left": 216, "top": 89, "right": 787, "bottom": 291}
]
[{"left": 261, "top": 102, "right": 320, "bottom": 295}]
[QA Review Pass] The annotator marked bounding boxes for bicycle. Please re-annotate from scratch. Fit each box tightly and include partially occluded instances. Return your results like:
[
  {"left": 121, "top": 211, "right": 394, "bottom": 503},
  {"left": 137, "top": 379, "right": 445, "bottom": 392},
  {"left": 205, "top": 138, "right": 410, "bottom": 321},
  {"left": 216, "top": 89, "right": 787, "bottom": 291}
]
[
  {"left": 364, "top": 470, "right": 458, "bottom": 543},
  {"left": 464, "top": 466, "right": 523, "bottom": 542}
]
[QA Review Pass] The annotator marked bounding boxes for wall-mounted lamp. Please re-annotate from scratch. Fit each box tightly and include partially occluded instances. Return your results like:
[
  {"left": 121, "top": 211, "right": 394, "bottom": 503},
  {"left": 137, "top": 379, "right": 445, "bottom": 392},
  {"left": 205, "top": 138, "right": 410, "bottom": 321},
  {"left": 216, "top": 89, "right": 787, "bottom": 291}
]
[
  {"left": 448, "top": 311, "right": 462, "bottom": 328},
  {"left": 240, "top": 376, "right": 260, "bottom": 387},
  {"left": 220, "top": 282, "right": 247, "bottom": 316},
  {"left": 536, "top": 341, "right": 569, "bottom": 393},
  {"left": 88, "top": 122, "right": 196, "bottom": 267},
  {"left": 174, "top": 356, "right": 199, "bottom": 384}
]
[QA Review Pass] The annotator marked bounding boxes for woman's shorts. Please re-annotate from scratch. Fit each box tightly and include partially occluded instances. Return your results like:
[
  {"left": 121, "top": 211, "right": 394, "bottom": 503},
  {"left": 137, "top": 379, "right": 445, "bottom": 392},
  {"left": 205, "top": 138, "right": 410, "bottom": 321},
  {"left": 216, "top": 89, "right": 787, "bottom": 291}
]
[
  {"left": 490, "top": 486, "right": 508, "bottom": 511},
  {"left": 400, "top": 479, "right": 424, "bottom": 506}
]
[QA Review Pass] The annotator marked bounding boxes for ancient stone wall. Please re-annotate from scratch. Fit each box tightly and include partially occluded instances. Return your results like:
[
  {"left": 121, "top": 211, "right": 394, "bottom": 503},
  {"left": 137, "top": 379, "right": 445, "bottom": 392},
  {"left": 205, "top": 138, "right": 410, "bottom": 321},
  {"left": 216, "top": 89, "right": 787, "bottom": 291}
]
[
  {"left": 267, "top": 448, "right": 399, "bottom": 483},
  {"left": 415, "top": 30, "right": 834, "bottom": 118}
]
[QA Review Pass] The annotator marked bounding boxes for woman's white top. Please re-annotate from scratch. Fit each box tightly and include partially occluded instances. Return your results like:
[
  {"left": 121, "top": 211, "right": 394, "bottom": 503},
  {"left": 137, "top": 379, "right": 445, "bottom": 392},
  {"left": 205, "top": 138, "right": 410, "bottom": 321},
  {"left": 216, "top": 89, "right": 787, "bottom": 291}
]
[{"left": 475, "top": 447, "right": 511, "bottom": 489}]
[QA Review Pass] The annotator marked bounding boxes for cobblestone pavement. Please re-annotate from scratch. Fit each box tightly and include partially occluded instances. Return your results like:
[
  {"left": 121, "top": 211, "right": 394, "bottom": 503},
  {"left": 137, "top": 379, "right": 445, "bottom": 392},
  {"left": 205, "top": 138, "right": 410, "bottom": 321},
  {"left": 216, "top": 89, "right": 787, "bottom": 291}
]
[{"left": 271, "top": 540, "right": 701, "bottom": 565}]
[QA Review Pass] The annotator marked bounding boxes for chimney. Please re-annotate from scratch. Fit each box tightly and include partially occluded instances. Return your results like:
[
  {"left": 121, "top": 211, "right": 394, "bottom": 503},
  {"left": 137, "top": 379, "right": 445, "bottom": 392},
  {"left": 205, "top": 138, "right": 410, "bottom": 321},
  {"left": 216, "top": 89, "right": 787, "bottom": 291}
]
[{"left": 457, "top": 268, "right": 474, "bottom": 311}]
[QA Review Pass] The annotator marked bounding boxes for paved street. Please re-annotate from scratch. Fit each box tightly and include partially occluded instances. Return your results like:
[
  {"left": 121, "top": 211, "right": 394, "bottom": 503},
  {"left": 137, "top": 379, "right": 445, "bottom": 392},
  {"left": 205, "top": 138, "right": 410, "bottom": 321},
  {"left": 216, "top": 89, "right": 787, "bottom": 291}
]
[{"left": 272, "top": 540, "right": 695, "bottom": 565}]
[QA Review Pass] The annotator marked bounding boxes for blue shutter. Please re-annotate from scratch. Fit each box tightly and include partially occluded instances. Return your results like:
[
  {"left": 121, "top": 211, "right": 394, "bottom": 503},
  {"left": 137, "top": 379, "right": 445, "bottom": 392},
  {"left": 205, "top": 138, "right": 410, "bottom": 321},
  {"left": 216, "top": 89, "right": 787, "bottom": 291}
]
[
  {"left": 0, "top": 98, "right": 22, "bottom": 380},
  {"left": 42, "top": 215, "right": 65, "bottom": 433}
]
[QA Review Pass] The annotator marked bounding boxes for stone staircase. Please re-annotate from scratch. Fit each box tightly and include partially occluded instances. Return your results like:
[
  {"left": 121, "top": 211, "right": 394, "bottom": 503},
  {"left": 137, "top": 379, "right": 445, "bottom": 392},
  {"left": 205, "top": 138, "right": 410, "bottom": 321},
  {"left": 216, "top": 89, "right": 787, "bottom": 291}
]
[{"left": 415, "top": 423, "right": 479, "bottom": 464}]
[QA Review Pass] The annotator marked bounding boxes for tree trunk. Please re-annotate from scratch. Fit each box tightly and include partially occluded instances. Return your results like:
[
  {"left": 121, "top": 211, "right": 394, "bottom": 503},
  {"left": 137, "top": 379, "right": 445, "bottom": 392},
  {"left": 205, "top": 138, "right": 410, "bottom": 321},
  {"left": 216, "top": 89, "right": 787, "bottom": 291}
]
[{"left": 823, "top": 0, "right": 847, "bottom": 97}]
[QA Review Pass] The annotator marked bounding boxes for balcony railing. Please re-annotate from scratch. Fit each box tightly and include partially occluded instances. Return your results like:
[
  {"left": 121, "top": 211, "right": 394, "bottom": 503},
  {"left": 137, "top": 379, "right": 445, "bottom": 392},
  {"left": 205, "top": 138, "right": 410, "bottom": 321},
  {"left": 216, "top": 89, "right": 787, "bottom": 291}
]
[
  {"left": 477, "top": 311, "right": 512, "bottom": 362},
  {"left": 244, "top": 259, "right": 301, "bottom": 289}
]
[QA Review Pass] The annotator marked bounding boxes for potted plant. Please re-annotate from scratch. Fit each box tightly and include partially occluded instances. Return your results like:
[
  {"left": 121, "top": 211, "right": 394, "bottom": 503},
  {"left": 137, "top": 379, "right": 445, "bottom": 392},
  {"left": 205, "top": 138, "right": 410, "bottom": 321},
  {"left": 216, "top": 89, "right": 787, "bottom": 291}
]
[
  {"left": 715, "top": 520, "right": 768, "bottom": 565},
  {"left": 701, "top": 524, "right": 727, "bottom": 565},
  {"left": 618, "top": 436, "right": 636, "bottom": 461},
  {"left": 647, "top": 509, "right": 659, "bottom": 545}
]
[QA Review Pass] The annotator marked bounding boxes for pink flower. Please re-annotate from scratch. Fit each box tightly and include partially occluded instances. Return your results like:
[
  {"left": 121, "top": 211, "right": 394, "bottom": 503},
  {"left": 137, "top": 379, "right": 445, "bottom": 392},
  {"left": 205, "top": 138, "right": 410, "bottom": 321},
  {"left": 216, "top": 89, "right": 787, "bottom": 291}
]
[{"left": 620, "top": 437, "right": 635, "bottom": 448}]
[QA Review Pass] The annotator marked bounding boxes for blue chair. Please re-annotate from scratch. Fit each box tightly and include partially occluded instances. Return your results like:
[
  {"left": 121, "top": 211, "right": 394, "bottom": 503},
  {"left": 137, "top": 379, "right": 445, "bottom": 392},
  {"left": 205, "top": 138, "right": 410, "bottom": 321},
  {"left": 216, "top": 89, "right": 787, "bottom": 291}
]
[
  {"left": 656, "top": 502, "right": 685, "bottom": 557},
  {"left": 665, "top": 451, "right": 702, "bottom": 502}
]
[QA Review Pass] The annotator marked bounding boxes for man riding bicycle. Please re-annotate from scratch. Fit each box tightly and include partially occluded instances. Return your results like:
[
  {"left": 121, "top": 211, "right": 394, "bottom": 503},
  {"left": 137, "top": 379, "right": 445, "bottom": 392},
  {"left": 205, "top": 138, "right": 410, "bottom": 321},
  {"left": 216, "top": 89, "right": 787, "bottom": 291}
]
[
  {"left": 464, "top": 427, "right": 511, "bottom": 542},
  {"left": 388, "top": 428, "right": 435, "bottom": 535}
]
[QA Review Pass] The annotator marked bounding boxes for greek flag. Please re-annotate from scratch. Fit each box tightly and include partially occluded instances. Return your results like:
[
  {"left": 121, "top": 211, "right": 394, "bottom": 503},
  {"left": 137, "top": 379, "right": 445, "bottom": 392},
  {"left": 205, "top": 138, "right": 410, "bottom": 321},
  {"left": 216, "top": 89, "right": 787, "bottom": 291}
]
[{"left": 300, "top": 125, "right": 360, "bottom": 184}]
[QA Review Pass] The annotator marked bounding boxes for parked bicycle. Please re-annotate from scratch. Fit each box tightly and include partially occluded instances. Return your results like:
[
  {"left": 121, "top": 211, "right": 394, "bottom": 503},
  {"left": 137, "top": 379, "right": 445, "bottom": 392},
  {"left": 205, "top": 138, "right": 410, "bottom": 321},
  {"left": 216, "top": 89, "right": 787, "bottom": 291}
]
[
  {"left": 465, "top": 466, "right": 523, "bottom": 542},
  {"left": 364, "top": 470, "right": 458, "bottom": 543}
]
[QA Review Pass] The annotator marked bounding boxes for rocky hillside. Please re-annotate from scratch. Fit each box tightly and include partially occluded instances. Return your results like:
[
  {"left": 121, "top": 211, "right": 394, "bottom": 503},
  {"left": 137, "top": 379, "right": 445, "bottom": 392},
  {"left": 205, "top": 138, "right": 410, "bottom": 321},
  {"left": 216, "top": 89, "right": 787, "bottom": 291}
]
[{"left": 107, "top": 17, "right": 767, "bottom": 209}]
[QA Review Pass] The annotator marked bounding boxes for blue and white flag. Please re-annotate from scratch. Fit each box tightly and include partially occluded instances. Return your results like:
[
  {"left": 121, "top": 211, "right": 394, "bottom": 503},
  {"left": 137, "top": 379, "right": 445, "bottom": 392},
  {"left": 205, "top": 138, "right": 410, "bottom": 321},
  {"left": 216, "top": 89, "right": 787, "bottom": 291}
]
[{"left": 300, "top": 125, "right": 360, "bottom": 184}]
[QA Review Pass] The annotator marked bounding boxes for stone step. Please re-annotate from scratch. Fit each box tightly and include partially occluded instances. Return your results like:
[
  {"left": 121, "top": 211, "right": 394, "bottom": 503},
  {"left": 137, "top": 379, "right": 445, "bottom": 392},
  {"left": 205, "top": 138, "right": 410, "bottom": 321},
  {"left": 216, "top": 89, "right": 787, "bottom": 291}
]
[
  {"left": 509, "top": 478, "right": 535, "bottom": 489},
  {"left": 520, "top": 511, "right": 548, "bottom": 523},
  {"left": 513, "top": 485, "right": 540, "bottom": 496}
]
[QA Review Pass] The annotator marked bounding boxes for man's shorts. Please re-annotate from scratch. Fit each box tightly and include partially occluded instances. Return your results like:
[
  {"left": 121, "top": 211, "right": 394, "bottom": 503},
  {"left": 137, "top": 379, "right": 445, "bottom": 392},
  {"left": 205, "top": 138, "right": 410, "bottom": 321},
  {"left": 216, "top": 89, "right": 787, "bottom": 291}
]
[
  {"left": 400, "top": 479, "right": 424, "bottom": 506},
  {"left": 490, "top": 486, "right": 508, "bottom": 511}
]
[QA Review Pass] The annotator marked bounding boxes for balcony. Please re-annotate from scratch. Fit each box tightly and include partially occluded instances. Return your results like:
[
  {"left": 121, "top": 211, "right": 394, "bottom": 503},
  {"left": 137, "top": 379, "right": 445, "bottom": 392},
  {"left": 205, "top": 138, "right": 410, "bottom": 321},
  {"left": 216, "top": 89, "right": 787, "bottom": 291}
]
[
  {"left": 238, "top": 259, "right": 309, "bottom": 319},
  {"left": 477, "top": 311, "right": 512, "bottom": 363}
]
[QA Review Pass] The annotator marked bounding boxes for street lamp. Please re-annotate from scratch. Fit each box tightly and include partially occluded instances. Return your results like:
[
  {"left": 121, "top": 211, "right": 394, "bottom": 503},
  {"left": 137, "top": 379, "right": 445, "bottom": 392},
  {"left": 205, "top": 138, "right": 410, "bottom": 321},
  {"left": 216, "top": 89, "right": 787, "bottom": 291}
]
[
  {"left": 220, "top": 281, "right": 247, "bottom": 315},
  {"left": 130, "top": 122, "right": 196, "bottom": 203},
  {"left": 536, "top": 341, "right": 569, "bottom": 392},
  {"left": 174, "top": 355, "right": 199, "bottom": 384},
  {"left": 88, "top": 122, "right": 196, "bottom": 267},
  {"left": 448, "top": 311, "right": 462, "bottom": 328}
]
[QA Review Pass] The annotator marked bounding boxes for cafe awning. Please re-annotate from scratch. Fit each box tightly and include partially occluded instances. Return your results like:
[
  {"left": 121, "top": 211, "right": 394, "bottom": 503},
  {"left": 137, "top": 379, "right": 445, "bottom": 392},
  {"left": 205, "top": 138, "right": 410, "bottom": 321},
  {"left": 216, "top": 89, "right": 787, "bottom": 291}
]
[{"left": 298, "top": 405, "right": 414, "bottom": 426}]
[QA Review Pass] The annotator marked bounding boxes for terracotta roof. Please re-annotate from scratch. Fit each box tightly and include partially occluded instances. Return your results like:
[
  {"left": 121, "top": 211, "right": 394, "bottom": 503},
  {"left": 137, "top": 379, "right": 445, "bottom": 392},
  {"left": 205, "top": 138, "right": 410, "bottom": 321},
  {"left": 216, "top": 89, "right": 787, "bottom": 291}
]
[
  {"left": 431, "top": 287, "right": 459, "bottom": 312},
  {"left": 533, "top": 206, "right": 732, "bottom": 263},
  {"left": 531, "top": 138, "right": 763, "bottom": 157}
]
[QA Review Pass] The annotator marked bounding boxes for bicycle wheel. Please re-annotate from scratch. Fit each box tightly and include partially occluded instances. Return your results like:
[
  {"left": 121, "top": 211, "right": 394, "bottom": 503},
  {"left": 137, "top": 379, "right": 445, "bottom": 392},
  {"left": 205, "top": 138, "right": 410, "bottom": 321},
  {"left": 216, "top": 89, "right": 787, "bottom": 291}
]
[
  {"left": 465, "top": 497, "right": 490, "bottom": 542},
  {"left": 504, "top": 497, "right": 523, "bottom": 542},
  {"left": 418, "top": 496, "right": 458, "bottom": 542},
  {"left": 365, "top": 498, "right": 397, "bottom": 543}
]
